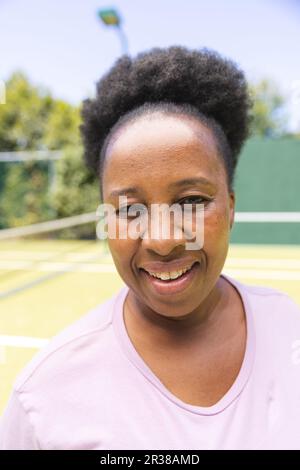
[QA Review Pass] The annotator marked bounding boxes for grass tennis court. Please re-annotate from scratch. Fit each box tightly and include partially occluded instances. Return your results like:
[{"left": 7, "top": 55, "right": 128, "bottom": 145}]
[{"left": 1, "top": 239, "right": 300, "bottom": 415}]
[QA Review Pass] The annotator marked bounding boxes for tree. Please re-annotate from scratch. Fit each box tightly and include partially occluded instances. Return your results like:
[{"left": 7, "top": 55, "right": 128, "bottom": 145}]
[
  {"left": 51, "top": 145, "right": 100, "bottom": 238},
  {"left": 249, "top": 79, "right": 288, "bottom": 137},
  {"left": 0, "top": 71, "right": 97, "bottom": 232},
  {"left": 0, "top": 160, "right": 54, "bottom": 229},
  {"left": 0, "top": 71, "right": 53, "bottom": 151},
  {"left": 0, "top": 71, "right": 81, "bottom": 151}
]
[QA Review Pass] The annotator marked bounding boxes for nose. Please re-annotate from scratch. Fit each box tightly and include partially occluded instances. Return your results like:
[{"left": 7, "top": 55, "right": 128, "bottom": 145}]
[
  {"left": 142, "top": 233, "right": 187, "bottom": 257},
  {"left": 140, "top": 208, "right": 187, "bottom": 256}
]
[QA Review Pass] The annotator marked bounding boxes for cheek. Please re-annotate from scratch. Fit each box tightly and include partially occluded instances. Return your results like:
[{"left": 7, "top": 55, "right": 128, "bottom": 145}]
[
  {"left": 202, "top": 201, "right": 231, "bottom": 253},
  {"left": 107, "top": 231, "right": 138, "bottom": 280}
]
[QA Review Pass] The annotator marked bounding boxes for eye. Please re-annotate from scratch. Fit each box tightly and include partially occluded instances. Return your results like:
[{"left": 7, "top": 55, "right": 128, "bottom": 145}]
[
  {"left": 116, "top": 203, "right": 147, "bottom": 219},
  {"left": 178, "top": 196, "right": 209, "bottom": 207}
]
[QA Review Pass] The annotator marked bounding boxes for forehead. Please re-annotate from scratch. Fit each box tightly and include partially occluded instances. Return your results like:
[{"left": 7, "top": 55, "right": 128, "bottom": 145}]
[{"left": 103, "top": 113, "right": 224, "bottom": 195}]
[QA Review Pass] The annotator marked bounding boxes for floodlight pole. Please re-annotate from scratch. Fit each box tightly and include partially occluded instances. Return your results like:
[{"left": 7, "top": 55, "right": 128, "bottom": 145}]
[
  {"left": 116, "top": 25, "right": 128, "bottom": 55},
  {"left": 98, "top": 8, "right": 129, "bottom": 56}
]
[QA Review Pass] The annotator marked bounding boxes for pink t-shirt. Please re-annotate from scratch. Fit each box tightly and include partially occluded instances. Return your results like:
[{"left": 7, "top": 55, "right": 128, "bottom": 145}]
[{"left": 1, "top": 273, "right": 300, "bottom": 450}]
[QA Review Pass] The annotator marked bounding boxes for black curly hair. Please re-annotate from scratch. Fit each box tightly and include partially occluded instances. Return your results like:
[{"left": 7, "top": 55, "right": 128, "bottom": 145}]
[{"left": 80, "top": 46, "right": 252, "bottom": 192}]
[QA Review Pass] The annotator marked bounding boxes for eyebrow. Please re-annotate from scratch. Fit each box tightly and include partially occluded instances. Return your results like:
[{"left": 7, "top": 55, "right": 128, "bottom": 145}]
[
  {"left": 109, "top": 177, "right": 215, "bottom": 198},
  {"left": 109, "top": 187, "right": 140, "bottom": 198},
  {"left": 169, "top": 177, "right": 215, "bottom": 189}
]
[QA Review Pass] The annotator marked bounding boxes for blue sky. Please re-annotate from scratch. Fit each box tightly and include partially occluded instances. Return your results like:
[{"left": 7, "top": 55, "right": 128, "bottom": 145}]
[{"left": 1, "top": 0, "right": 300, "bottom": 129}]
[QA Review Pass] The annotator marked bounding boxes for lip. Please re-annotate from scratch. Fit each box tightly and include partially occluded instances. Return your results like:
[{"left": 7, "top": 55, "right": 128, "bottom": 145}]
[
  {"left": 139, "top": 258, "right": 199, "bottom": 274},
  {"left": 139, "top": 261, "right": 200, "bottom": 295}
]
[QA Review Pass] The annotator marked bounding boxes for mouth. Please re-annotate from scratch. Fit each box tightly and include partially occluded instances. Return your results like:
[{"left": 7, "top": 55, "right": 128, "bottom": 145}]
[{"left": 139, "top": 261, "right": 200, "bottom": 295}]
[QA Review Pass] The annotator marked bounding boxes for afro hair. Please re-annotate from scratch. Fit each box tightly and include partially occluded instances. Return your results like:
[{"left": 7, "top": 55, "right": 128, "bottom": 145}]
[{"left": 80, "top": 46, "right": 252, "bottom": 186}]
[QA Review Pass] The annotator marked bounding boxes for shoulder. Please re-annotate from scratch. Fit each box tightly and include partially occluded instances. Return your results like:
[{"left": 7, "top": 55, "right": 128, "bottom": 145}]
[
  {"left": 12, "top": 288, "right": 125, "bottom": 394},
  {"left": 223, "top": 273, "right": 300, "bottom": 325},
  {"left": 224, "top": 271, "right": 300, "bottom": 305}
]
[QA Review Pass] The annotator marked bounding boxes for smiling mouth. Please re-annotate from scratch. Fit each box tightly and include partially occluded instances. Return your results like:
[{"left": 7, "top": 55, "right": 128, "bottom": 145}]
[
  {"left": 139, "top": 261, "right": 200, "bottom": 295},
  {"left": 140, "top": 261, "right": 198, "bottom": 281}
]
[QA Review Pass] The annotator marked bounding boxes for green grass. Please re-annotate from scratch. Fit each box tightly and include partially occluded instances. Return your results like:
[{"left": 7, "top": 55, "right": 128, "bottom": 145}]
[{"left": 1, "top": 239, "right": 300, "bottom": 414}]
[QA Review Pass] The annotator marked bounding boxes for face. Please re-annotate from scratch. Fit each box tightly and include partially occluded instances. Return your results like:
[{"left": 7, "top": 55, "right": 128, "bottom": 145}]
[{"left": 102, "top": 112, "right": 235, "bottom": 318}]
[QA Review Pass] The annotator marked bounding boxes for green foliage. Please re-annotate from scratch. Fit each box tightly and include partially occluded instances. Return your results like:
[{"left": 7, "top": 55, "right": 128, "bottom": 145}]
[
  {"left": 0, "top": 71, "right": 52, "bottom": 151},
  {"left": 0, "top": 160, "right": 55, "bottom": 229},
  {"left": 44, "top": 101, "right": 81, "bottom": 149},
  {"left": 0, "top": 71, "right": 81, "bottom": 151},
  {"left": 53, "top": 146, "right": 99, "bottom": 216},
  {"left": 0, "top": 71, "right": 99, "bottom": 234},
  {"left": 248, "top": 79, "right": 288, "bottom": 137},
  {"left": 51, "top": 145, "right": 100, "bottom": 238}
]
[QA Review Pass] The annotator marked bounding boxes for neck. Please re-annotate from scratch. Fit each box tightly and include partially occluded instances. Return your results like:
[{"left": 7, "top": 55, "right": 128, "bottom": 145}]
[{"left": 124, "top": 276, "right": 232, "bottom": 347}]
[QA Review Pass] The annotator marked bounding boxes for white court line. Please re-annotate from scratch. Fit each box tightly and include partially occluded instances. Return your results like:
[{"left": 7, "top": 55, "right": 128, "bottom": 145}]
[
  {"left": 0, "top": 251, "right": 61, "bottom": 260},
  {"left": 0, "top": 335, "right": 49, "bottom": 349},
  {"left": 2, "top": 259, "right": 300, "bottom": 274},
  {"left": 0, "top": 260, "right": 116, "bottom": 272},
  {"left": 226, "top": 258, "right": 300, "bottom": 269},
  {"left": 2, "top": 256, "right": 300, "bottom": 269},
  {"left": 223, "top": 268, "right": 300, "bottom": 281},
  {"left": 0, "top": 251, "right": 106, "bottom": 262},
  {"left": 0, "top": 336, "right": 50, "bottom": 363}
]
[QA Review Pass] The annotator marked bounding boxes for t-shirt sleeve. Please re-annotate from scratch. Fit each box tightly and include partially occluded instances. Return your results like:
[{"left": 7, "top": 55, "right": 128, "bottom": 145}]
[{"left": 0, "top": 389, "right": 39, "bottom": 450}]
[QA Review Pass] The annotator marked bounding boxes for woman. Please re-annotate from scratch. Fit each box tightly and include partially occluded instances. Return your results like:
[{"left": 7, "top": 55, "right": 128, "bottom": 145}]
[{"left": 1, "top": 46, "right": 300, "bottom": 450}]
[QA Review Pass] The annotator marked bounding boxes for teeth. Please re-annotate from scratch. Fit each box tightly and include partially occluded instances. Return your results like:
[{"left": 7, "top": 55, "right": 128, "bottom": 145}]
[{"left": 147, "top": 264, "right": 193, "bottom": 281}]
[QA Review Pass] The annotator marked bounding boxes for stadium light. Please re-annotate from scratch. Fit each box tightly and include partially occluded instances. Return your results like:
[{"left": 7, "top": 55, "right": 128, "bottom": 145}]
[
  {"left": 98, "top": 8, "right": 120, "bottom": 26},
  {"left": 97, "top": 7, "right": 128, "bottom": 55}
]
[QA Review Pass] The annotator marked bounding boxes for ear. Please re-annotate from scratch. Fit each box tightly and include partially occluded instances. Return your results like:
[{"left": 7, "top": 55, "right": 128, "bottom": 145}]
[{"left": 229, "top": 191, "right": 235, "bottom": 230}]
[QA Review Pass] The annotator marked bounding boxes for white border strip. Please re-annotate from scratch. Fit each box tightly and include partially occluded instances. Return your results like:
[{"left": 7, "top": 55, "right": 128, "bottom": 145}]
[
  {"left": 1, "top": 211, "right": 300, "bottom": 241},
  {"left": 235, "top": 212, "right": 300, "bottom": 222},
  {"left": 0, "top": 212, "right": 97, "bottom": 240},
  {"left": 0, "top": 150, "right": 62, "bottom": 162}
]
